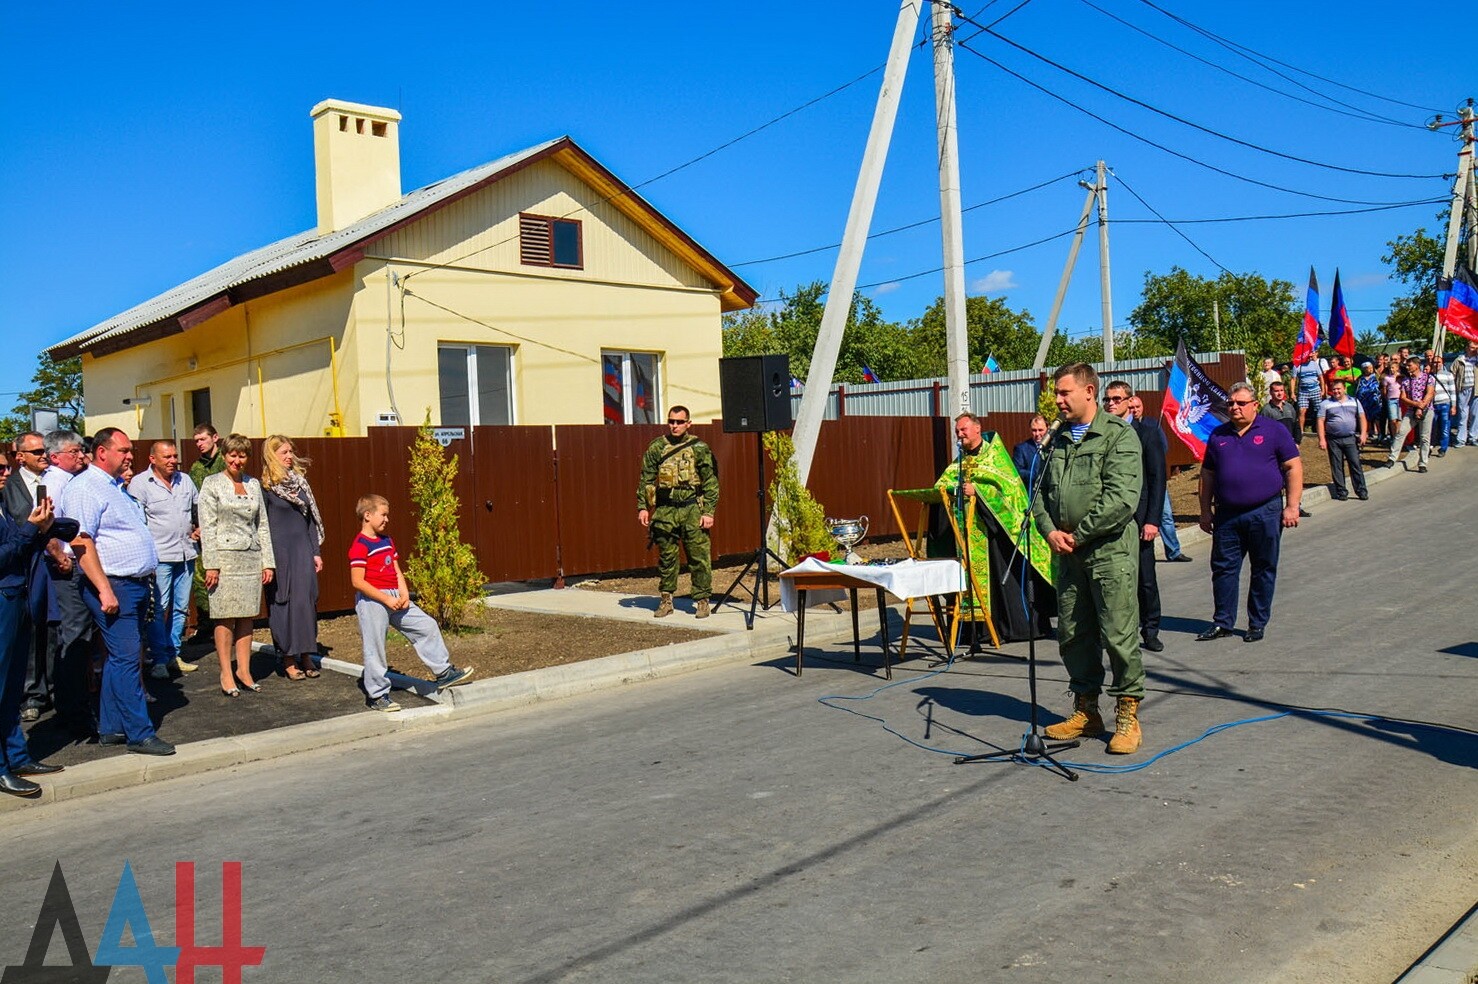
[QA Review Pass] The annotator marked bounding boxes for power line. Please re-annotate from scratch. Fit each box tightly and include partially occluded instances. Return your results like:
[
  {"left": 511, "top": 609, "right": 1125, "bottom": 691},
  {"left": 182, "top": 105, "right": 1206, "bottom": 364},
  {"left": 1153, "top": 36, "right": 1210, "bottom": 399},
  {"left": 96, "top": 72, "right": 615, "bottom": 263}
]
[
  {"left": 731, "top": 168, "right": 1080, "bottom": 267},
  {"left": 953, "top": 39, "right": 1440, "bottom": 207},
  {"left": 1075, "top": 0, "right": 1428, "bottom": 132},
  {"left": 1110, "top": 169, "right": 1230, "bottom": 274},
  {"left": 403, "top": 58, "right": 898, "bottom": 285},
  {"left": 958, "top": 14, "right": 1445, "bottom": 180},
  {"left": 1110, "top": 197, "right": 1448, "bottom": 225},
  {"left": 1133, "top": 0, "right": 1446, "bottom": 117}
]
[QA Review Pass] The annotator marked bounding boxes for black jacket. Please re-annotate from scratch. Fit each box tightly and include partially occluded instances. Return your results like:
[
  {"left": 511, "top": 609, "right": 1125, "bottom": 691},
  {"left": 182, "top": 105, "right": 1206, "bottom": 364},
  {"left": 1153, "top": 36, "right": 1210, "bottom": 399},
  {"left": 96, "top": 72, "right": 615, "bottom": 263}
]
[{"left": 1130, "top": 416, "right": 1168, "bottom": 530}]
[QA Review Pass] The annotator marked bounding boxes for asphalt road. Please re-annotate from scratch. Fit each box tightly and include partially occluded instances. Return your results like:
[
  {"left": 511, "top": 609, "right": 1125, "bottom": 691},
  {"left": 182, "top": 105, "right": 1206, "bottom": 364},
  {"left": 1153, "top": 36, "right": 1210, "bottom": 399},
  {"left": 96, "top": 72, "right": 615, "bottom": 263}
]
[{"left": 1, "top": 455, "right": 1475, "bottom": 984}]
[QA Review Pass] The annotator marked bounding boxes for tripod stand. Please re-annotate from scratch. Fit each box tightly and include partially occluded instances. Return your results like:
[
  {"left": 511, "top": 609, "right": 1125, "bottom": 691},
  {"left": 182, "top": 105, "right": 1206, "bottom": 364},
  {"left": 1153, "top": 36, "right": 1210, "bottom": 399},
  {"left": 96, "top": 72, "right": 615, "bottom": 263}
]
[
  {"left": 717, "top": 431, "right": 787, "bottom": 630},
  {"left": 955, "top": 432, "right": 1080, "bottom": 780}
]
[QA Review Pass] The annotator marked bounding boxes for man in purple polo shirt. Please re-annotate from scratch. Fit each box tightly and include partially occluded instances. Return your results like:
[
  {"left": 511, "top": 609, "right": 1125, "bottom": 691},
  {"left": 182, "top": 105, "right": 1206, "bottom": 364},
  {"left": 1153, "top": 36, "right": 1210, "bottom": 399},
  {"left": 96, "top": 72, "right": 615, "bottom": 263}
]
[{"left": 1195, "top": 382, "right": 1303, "bottom": 643}]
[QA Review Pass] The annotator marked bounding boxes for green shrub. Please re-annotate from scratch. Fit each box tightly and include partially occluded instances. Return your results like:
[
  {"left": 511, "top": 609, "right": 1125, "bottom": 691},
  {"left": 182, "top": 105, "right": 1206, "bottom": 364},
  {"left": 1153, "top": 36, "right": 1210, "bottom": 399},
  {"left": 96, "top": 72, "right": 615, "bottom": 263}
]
[
  {"left": 763, "top": 431, "right": 834, "bottom": 566},
  {"left": 405, "top": 420, "right": 486, "bottom": 630}
]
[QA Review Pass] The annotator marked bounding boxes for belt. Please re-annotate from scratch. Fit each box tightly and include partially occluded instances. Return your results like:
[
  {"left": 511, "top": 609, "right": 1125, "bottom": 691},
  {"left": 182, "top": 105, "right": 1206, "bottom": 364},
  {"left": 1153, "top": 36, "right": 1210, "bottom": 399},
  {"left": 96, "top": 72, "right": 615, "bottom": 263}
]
[{"left": 106, "top": 574, "right": 152, "bottom": 584}]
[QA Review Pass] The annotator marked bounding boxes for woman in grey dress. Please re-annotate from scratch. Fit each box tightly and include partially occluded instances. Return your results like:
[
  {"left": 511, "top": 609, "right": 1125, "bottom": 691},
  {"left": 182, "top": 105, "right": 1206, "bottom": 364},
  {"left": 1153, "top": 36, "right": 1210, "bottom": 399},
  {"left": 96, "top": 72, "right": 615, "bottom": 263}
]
[
  {"left": 261, "top": 435, "right": 323, "bottom": 680},
  {"left": 198, "top": 434, "right": 275, "bottom": 698}
]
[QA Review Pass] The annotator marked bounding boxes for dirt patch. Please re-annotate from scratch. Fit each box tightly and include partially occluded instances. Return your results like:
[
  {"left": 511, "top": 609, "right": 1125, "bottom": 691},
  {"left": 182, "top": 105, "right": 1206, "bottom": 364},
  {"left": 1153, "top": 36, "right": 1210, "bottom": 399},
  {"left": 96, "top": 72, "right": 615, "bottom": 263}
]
[
  {"left": 573, "top": 539, "right": 915, "bottom": 610},
  {"left": 259, "top": 603, "right": 717, "bottom": 680}
]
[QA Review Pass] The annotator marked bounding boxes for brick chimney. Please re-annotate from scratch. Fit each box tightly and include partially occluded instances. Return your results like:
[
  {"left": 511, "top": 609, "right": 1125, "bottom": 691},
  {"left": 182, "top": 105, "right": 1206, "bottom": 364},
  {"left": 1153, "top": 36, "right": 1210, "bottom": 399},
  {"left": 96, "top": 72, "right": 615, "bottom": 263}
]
[{"left": 310, "top": 99, "right": 402, "bottom": 236}]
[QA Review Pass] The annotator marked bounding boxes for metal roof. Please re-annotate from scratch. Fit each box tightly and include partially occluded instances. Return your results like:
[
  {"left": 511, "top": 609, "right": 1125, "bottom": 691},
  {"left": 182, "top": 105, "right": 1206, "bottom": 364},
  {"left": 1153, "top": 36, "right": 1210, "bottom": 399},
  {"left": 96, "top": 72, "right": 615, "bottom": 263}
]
[{"left": 48, "top": 135, "right": 756, "bottom": 360}]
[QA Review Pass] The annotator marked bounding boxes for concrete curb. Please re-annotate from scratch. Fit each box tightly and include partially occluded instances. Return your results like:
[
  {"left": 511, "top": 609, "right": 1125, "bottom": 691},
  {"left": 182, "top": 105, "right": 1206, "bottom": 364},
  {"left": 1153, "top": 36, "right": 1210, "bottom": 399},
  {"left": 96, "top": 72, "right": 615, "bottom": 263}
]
[
  {"left": 1395, "top": 904, "right": 1478, "bottom": 983},
  {"left": 0, "top": 613, "right": 861, "bottom": 812}
]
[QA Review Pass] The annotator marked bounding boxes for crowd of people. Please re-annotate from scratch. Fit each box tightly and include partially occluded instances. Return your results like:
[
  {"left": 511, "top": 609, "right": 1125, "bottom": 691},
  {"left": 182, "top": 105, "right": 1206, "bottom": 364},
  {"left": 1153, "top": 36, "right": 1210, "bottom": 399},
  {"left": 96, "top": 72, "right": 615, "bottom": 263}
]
[{"left": 0, "top": 424, "right": 474, "bottom": 800}]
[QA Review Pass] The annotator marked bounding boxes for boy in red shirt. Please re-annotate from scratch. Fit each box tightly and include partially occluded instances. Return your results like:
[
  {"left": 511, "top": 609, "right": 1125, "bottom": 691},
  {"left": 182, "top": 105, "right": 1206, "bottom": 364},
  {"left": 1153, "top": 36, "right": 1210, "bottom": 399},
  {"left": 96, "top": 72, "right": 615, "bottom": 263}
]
[{"left": 349, "top": 494, "right": 473, "bottom": 711}]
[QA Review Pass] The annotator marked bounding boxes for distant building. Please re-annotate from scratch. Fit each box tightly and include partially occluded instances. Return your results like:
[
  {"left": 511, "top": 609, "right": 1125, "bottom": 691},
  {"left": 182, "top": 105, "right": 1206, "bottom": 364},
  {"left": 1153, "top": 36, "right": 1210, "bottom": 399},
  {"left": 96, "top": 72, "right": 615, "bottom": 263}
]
[{"left": 51, "top": 99, "right": 755, "bottom": 437}]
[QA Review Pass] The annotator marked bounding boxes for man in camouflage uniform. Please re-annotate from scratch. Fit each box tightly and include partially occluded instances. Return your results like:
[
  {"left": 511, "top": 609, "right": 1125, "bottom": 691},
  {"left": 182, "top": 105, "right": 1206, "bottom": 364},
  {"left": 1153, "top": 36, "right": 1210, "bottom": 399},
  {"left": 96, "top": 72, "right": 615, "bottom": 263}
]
[
  {"left": 1033, "top": 363, "right": 1146, "bottom": 754},
  {"left": 637, "top": 406, "right": 719, "bottom": 618}
]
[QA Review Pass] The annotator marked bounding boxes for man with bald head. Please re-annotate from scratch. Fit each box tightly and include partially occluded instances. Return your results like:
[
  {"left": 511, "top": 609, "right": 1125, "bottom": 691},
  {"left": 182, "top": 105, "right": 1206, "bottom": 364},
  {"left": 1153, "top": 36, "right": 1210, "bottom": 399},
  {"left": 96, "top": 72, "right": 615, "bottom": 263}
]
[{"left": 129, "top": 441, "right": 201, "bottom": 679}]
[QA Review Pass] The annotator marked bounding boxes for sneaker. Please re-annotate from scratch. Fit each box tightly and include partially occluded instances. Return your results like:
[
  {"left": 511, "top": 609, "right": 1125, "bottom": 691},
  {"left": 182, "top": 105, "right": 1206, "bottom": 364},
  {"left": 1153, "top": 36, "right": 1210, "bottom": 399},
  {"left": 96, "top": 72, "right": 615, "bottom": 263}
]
[
  {"left": 368, "top": 695, "right": 402, "bottom": 713},
  {"left": 173, "top": 657, "right": 199, "bottom": 674},
  {"left": 149, "top": 663, "right": 170, "bottom": 680},
  {"left": 19, "top": 706, "right": 40, "bottom": 723},
  {"left": 1419, "top": 464, "right": 1428, "bottom": 473},
  {"left": 433, "top": 666, "right": 475, "bottom": 691}
]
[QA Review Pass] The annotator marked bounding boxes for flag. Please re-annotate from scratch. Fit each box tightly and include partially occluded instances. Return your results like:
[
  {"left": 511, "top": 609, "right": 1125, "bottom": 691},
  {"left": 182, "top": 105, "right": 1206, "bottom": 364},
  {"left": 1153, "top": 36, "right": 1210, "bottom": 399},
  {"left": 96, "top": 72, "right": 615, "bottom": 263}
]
[
  {"left": 790, "top": 376, "right": 803, "bottom": 391},
  {"left": 861, "top": 365, "right": 881, "bottom": 383},
  {"left": 982, "top": 355, "right": 1001, "bottom": 374},
  {"left": 1326, "top": 269, "right": 1356, "bottom": 358},
  {"left": 1439, "top": 265, "right": 1478, "bottom": 342},
  {"left": 1293, "top": 266, "right": 1320, "bottom": 364},
  {"left": 1161, "top": 340, "right": 1231, "bottom": 461}
]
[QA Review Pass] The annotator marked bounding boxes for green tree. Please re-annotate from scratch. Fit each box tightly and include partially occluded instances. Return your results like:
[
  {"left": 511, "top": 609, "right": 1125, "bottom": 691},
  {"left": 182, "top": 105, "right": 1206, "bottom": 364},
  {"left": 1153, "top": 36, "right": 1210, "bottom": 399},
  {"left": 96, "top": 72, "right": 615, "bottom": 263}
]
[
  {"left": 910, "top": 294, "right": 1041, "bottom": 372},
  {"left": 1378, "top": 218, "right": 1455, "bottom": 343},
  {"left": 405, "top": 420, "right": 486, "bottom": 630},
  {"left": 1129, "top": 267, "right": 1299, "bottom": 363},
  {"left": 762, "top": 431, "right": 833, "bottom": 565},
  {"left": 3, "top": 354, "right": 84, "bottom": 440}
]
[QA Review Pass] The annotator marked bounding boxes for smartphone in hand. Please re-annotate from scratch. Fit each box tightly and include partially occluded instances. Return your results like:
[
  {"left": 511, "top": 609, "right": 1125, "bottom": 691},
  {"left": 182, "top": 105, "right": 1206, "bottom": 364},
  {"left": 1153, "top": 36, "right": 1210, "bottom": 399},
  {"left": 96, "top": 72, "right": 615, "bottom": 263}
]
[{"left": 36, "top": 485, "right": 47, "bottom": 503}]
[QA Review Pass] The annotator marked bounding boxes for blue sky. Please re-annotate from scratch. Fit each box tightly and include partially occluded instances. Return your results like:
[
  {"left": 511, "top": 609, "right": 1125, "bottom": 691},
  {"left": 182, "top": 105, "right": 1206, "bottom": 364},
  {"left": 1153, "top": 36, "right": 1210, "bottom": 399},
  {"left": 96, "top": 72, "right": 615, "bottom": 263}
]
[{"left": 0, "top": 0, "right": 1462, "bottom": 406}]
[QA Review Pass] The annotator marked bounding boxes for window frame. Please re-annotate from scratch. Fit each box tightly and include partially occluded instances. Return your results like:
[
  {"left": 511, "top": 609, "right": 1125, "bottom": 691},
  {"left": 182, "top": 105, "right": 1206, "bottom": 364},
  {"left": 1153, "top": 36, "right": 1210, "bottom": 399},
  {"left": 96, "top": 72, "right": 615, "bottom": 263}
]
[
  {"left": 519, "top": 212, "right": 584, "bottom": 270},
  {"left": 437, "top": 343, "right": 516, "bottom": 426},
  {"left": 601, "top": 349, "right": 662, "bottom": 425}
]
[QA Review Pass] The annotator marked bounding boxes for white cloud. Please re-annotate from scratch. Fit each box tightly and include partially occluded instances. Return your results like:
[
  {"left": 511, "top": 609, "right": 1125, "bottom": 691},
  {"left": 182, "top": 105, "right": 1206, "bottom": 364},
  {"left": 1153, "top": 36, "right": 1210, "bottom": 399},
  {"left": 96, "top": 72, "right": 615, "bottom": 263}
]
[
  {"left": 871, "top": 281, "right": 902, "bottom": 295},
  {"left": 971, "top": 269, "right": 1018, "bottom": 293}
]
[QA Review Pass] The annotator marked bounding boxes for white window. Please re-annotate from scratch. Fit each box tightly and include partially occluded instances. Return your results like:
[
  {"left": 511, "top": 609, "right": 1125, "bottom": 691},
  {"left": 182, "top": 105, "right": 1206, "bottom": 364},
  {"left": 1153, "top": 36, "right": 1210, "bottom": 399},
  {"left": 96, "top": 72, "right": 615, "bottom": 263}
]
[
  {"left": 438, "top": 344, "right": 514, "bottom": 426},
  {"left": 601, "top": 351, "right": 661, "bottom": 425}
]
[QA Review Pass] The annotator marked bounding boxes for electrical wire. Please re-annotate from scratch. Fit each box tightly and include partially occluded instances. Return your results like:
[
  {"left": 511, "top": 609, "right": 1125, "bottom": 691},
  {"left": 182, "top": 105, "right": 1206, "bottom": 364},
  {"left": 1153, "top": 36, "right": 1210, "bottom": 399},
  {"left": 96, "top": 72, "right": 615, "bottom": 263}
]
[
  {"left": 1110, "top": 169, "right": 1230, "bottom": 274},
  {"left": 401, "top": 59, "right": 897, "bottom": 285},
  {"left": 952, "top": 40, "right": 1440, "bottom": 207},
  {"left": 959, "top": 15, "right": 1445, "bottom": 180},
  {"left": 732, "top": 169, "right": 1080, "bottom": 267},
  {"left": 1075, "top": 0, "right": 1430, "bottom": 132},
  {"left": 1108, "top": 197, "right": 1449, "bottom": 225},
  {"left": 1133, "top": 0, "right": 1447, "bottom": 117}
]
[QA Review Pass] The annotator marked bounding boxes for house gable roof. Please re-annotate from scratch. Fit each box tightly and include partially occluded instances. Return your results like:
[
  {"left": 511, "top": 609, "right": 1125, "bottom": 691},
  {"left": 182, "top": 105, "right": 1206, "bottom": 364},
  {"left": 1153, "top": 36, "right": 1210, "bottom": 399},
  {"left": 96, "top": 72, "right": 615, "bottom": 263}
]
[{"left": 50, "top": 136, "right": 757, "bottom": 360}]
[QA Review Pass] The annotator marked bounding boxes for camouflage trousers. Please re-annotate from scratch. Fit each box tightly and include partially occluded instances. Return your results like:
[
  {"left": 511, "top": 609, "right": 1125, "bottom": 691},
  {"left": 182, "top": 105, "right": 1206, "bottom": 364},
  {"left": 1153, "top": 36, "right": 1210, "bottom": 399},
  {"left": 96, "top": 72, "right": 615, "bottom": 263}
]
[{"left": 652, "top": 502, "right": 712, "bottom": 600}]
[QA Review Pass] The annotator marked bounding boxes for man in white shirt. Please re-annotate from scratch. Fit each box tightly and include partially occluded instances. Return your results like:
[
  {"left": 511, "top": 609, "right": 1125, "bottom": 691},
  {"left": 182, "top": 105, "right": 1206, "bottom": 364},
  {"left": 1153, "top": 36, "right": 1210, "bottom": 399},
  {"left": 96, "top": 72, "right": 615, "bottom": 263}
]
[
  {"left": 128, "top": 442, "right": 200, "bottom": 678},
  {"left": 1452, "top": 341, "right": 1478, "bottom": 447}
]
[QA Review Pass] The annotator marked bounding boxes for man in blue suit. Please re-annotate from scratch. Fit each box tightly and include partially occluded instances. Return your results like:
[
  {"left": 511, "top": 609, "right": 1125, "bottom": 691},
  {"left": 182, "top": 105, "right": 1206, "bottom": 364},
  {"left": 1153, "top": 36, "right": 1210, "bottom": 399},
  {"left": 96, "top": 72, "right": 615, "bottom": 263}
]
[{"left": 1011, "top": 415, "right": 1049, "bottom": 491}]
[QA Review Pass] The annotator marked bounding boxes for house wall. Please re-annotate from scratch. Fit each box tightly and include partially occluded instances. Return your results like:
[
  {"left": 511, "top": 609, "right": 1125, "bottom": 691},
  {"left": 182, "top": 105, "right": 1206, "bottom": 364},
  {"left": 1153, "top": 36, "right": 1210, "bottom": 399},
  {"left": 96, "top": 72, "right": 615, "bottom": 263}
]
[
  {"left": 81, "top": 270, "right": 357, "bottom": 439},
  {"left": 81, "top": 157, "right": 729, "bottom": 436}
]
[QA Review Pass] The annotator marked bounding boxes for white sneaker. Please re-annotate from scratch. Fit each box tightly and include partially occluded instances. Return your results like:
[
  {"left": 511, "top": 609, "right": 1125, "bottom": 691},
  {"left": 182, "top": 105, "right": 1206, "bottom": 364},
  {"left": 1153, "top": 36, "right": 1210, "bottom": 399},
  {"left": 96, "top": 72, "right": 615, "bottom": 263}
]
[
  {"left": 173, "top": 657, "right": 199, "bottom": 674},
  {"left": 149, "top": 663, "right": 170, "bottom": 680}
]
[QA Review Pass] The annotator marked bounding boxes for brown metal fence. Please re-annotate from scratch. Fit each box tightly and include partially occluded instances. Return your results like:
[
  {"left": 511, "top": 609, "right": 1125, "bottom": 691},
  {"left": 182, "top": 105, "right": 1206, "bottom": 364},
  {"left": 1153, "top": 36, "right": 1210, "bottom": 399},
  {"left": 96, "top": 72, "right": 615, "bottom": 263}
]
[{"left": 141, "top": 352, "right": 1244, "bottom": 612}]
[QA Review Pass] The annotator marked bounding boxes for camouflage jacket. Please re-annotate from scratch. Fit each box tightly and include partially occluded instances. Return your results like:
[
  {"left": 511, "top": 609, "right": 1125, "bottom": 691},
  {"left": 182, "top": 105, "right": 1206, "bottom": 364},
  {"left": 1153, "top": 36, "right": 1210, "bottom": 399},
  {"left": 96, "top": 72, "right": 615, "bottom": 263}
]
[{"left": 637, "top": 436, "right": 719, "bottom": 515}]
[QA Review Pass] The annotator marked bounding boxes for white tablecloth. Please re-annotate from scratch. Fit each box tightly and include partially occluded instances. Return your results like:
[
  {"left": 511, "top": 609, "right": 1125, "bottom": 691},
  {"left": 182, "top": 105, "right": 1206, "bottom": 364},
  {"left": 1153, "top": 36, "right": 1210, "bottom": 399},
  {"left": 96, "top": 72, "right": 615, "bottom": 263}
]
[{"left": 778, "top": 558, "right": 966, "bottom": 612}]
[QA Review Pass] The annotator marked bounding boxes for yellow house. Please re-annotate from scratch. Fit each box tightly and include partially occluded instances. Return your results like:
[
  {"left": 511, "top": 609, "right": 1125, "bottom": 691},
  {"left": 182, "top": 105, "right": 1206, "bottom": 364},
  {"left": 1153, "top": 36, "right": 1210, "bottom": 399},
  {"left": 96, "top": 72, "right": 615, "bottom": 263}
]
[{"left": 50, "top": 99, "right": 756, "bottom": 437}]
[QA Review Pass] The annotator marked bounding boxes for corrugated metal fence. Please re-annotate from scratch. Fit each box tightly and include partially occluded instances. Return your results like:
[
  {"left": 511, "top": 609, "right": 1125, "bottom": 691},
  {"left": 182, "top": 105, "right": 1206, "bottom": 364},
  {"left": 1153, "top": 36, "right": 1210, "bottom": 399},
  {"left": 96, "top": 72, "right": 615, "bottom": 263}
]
[{"left": 139, "top": 351, "right": 1244, "bottom": 612}]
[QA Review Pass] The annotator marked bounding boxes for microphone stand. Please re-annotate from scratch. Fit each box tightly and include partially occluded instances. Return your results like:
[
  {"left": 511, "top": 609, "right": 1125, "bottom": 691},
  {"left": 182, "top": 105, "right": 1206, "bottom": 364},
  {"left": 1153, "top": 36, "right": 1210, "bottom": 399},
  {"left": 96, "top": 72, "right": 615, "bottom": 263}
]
[{"left": 956, "top": 426, "right": 1079, "bottom": 781}]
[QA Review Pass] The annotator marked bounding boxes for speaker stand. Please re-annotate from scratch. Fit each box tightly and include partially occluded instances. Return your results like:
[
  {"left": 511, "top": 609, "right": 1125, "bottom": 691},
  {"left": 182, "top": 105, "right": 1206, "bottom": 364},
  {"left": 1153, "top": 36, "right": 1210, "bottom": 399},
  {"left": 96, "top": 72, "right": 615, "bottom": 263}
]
[{"left": 717, "top": 432, "right": 787, "bottom": 630}]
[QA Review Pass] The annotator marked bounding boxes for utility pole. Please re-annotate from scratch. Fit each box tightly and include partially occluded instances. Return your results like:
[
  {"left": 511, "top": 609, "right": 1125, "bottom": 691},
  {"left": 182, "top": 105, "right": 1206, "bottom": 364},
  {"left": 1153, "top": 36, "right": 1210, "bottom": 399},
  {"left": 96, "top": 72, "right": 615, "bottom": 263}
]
[
  {"left": 1212, "top": 298, "right": 1222, "bottom": 352},
  {"left": 1033, "top": 182, "right": 1096, "bottom": 371},
  {"left": 1430, "top": 99, "right": 1475, "bottom": 353},
  {"left": 790, "top": 0, "right": 922, "bottom": 485},
  {"left": 1095, "top": 160, "right": 1115, "bottom": 364},
  {"left": 932, "top": 1, "right": 970, "bottom": 416}
]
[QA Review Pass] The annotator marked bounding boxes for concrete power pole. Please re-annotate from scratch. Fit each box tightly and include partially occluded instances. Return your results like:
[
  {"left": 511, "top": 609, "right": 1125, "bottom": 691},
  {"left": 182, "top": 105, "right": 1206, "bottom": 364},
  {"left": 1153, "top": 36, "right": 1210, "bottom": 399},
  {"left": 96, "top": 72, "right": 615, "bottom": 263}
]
[
  {"left": 1431, "top": 100, "right": 1475, "bottom": 353},
  {"left": 932, "top": 1, "right": 970, "bottom": 417},
  {"left": 1033, "top": 182, "right": 1096, "bottom": 371},
  {"left": 790, "top": 0, "right": 922, "bottom": 485},
  {"left": 1095, "top": 160, "right": 1115, "bottom": 364}
]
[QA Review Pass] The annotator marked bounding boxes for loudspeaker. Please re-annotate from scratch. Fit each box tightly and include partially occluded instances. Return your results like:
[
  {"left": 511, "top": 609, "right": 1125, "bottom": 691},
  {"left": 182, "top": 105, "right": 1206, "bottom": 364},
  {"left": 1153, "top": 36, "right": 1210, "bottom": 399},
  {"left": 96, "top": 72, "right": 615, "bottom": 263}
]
[{"left": 719, "top": 354, "right": 793, "bottom": 433}]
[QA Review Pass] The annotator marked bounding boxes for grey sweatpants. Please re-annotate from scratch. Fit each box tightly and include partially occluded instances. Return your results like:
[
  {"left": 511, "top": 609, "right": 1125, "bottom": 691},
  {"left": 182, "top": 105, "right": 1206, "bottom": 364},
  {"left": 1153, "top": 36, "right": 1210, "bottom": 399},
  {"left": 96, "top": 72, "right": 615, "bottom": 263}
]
[{"left": 355, "top": 591, "right": 451, "bottom": 700}]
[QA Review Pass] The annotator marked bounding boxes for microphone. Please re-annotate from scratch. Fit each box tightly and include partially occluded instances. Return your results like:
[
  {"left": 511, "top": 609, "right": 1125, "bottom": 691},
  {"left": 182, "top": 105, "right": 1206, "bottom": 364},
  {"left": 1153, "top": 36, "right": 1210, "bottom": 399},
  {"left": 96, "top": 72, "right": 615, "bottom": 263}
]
[{"left": 1041, "top": 419, "right": 1062, "bottom": 445}]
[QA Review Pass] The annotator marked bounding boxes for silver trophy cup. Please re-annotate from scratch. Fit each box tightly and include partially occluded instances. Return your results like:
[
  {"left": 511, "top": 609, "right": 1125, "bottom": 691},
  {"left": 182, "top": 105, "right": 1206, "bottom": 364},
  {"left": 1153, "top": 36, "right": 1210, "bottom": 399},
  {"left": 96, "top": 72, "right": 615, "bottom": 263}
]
[{"left": 825, "top": 515, "right": 870, "bottom": 565}]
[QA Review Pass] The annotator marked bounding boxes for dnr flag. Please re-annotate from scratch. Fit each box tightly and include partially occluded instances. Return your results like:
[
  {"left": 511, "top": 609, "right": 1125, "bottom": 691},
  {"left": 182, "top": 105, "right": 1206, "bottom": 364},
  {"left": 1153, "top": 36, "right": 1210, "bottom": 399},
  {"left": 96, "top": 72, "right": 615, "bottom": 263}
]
[
  {"left": 1161, "top": 340, "right": 1230, "bottom": 461},
  {"left": 861, "top": 365, "right": 881, "bottom": 383},
  {"left": 1327, "top": 269, "right": 1356, "bottom": 358},
  {"left": 1438, "top": 266, "right": 1478, "bottom": 342},
  {"left": 1293, "top": 266, "right": 1320, "bottom": 365}
]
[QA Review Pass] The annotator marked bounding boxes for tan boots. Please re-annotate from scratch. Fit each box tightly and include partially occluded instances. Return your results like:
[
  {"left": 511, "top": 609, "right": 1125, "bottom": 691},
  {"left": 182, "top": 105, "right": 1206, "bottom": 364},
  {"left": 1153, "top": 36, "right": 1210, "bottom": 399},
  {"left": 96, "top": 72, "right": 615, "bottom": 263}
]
[
  {"left": 1044, "top": 692, "right": 1105, "bottom": 740},
  {"left": 1107, "top": 697, "right": 1142, "bottom": 754},
  {"left": 654, "top": 593, "right": 674, "bottom": 618},
  {"left": 695, "top": 599, "right": 711, "bottom": 619},
  {"left": 1043, "top": 692, "right": 1142, "bottom": 754}
]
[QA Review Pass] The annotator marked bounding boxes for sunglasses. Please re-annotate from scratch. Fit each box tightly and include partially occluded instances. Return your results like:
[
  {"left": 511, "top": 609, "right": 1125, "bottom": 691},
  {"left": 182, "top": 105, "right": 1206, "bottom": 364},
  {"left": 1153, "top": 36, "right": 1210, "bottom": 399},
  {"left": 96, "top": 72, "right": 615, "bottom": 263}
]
[
  {"left": 667, "top": 418, "right": 690, "bottom": 425},
  {"left": 1228, "top": 399, "right": 1257, "bottom": 407}
]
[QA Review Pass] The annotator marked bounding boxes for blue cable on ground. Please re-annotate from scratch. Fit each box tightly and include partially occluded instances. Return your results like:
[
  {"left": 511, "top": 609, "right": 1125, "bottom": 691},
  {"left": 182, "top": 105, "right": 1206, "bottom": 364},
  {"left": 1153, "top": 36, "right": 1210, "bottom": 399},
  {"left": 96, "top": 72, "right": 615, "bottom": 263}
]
[{"left": 819, "top": 667, "right": 1385, "bottom": 774}]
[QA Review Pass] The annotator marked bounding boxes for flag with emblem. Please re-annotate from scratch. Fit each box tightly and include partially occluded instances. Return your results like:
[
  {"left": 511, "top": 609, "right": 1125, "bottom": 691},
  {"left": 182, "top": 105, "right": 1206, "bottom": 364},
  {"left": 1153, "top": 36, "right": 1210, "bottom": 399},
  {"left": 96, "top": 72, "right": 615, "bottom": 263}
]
[
  {"left": 1292, "top": 267, "right": 1320, "bottom": 365},
  {"left": 1161, "top": 340, "right": 1230, "bottom": 460},
  {"left": 1439, "top": 265, "right": 1478, "bottom": 342}
]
